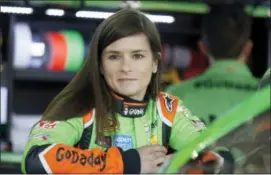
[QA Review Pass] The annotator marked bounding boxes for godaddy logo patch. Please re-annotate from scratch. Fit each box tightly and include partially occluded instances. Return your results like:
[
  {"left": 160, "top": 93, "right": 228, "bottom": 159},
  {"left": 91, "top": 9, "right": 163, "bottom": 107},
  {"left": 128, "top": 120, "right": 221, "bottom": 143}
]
[{"left": 123, "top": 107, "right": 144, "bottom": 116}]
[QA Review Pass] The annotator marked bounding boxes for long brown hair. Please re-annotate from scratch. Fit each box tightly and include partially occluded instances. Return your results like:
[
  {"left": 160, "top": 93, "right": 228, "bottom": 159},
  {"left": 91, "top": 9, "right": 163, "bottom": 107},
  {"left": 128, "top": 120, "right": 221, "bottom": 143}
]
[{"left": 42, "top": 8, "right": 162, "bottom": 135}]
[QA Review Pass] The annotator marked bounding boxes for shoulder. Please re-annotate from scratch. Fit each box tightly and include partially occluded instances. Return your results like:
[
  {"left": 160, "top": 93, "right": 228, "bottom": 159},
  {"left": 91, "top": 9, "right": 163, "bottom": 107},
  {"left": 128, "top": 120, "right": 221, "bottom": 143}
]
[
  {"left": 156, "top": 92, "right": 182, "bottom": 126},
  {"left": 166, "top": 79, "right": 197, "bottom": 93},
  {"left": 166, "top": 84, "right": 179, "bottom": 93},
  {"left": 156, "top": 92, "right": 200, "bottom": 127},
  {"left": 158, "top": 92, "right": 181, "bottom": 105},
  {"left": 82, "top": 109, "right": 95, "bottom": 128}
]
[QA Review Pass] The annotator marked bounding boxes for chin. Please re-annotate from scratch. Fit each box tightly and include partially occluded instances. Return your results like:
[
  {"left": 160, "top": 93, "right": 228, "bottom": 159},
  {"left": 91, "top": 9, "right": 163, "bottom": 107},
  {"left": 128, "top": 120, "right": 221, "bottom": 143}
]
[
  {"left": 116, "top": 89, "right": 139, "bottom": 97},
  {"left": 118, "top": 91, "right": 137, "bottom": 97}
]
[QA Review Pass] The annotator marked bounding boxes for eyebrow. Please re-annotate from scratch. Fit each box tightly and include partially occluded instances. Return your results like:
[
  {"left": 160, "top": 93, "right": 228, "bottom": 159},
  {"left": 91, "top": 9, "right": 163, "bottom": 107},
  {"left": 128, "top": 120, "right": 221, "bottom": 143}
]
[
  {"left": 131, "top": 50, "right": 148, "bottom": 53},
  {"left": 105, "top": 49, "right": 148, "bottom": 54}
]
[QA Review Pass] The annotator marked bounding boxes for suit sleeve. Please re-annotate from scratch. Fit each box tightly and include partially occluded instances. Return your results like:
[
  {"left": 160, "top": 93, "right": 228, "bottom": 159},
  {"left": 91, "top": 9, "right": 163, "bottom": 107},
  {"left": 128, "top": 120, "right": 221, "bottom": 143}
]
[
  {"left": 169, "top": 102, "right": 206, "bottom": 150},
  {"left": 21, "top": 117, "right": 126, "bottom": 174}
]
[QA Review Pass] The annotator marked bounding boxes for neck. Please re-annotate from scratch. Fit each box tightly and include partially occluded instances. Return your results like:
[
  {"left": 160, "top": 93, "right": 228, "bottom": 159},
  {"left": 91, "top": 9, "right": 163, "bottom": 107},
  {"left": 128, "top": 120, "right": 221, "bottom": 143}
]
[
  {"left": 207, "top": 55, "right": 247, "bottom": 65},
  {"left": 208, "top": 55, "right": 216, "bottom": 65},
  {"left": 112, "top": 91, "right": 148, "bottom": 102},
  {"left": 127, "top": 95, "right": 144, "bottom": 101},
  {"left": 237, "top": 56, "right": 247, "bottom": 64}
]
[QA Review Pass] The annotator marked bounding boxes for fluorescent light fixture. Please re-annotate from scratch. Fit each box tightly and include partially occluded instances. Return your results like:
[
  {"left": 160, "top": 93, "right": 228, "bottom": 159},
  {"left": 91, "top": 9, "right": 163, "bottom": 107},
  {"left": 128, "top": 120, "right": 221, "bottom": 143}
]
[
  {"left": 1, "top": 86, "right": 8, "bottom": 124},
  {"left": 75, "top": 10, "right": 175, "bottom": 23},
  {"left": 31, "top": 42, "right": 45, "bottom": 57},
  {"left": 120, "top": 1, "right": 141, "bottom": 9},
  {"left": 0, "top": 6, "right": 33, "bottom": 14},
  {"left": 144, "top": 13, "right": 175, "bottom": 24},
  {"left": 76, "top": 11, "right": 114, "bottom": 19},
  {"left": 45, "top": 9, "right": 65, "bottom": 16}
]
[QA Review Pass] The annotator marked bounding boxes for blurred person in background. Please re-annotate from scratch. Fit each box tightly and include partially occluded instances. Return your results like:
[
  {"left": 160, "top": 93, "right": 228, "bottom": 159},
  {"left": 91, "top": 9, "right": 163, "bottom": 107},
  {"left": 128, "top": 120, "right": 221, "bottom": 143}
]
[
  {"left": 167, "top": 4, "right": 259, "bottom": 125},
  {"left": 21, "top": 8, "right": 209, "bottom": 174}
]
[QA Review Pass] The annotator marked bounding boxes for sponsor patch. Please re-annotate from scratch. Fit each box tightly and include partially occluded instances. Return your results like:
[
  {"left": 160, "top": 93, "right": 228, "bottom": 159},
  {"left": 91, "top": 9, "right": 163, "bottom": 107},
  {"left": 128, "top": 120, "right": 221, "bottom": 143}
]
[
  {"left": 112, "top": 135, "right": 133, "bottom": 150},
  {"left": 55, "top": 147, "right": 106, "bottom": 171},
  {"left": 37, "top": 121, "right": 59, "bottom": 129},
  {"left": 151, "top": 120, "right": 158, "bottom": 129},
  {"left": 123, "top": 107, "right": 145, "bottom": 116},
  {"left": 178, "top": 105, "right": 192, "bottom": 119},
  {"left": 190, "top": 119, "right": 205, "bottom": 129},
  {"left": 29, "top": 134, "right": 49, "bottom": 141},
  {"left": 150, "top": 135, "right": 158, "bottom": 145},
  {"left": 163, "top": 93, "right": 175, "bottom": 112},
  {"left": 95, "top": 136, "right": 112, "bottom": 148}
]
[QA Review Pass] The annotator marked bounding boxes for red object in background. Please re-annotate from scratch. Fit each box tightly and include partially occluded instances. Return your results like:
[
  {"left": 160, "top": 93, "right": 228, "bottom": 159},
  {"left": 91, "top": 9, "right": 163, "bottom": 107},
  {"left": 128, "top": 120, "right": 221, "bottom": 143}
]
[
  {"left": 5, "top": 141, "right": 12, "bottom": 151},
  {"left": 182, "top": 49, "right": 209, "bottom": 80},
  {"left": 1, "top": 140, "right": 13, "bottom": 152},
  {"left": 161, "top": 43, "right": 171, "bottom": 65},
  {"left": 46, "top": 32, "right": 68, "bottom": 71}
]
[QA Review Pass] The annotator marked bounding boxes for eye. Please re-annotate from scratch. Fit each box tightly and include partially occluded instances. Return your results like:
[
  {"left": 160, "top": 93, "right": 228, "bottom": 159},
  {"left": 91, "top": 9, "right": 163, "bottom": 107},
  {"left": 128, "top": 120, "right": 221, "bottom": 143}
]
[
  {"left": 133, "top": 53, "right": 145, "bottom": 59},
  {"left": 108, "top": 55, "right": 120, "bottom": 60}
]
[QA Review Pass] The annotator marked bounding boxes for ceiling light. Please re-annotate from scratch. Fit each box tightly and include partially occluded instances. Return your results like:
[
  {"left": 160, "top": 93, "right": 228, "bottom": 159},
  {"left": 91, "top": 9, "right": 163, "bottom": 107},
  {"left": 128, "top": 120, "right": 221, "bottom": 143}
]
[
  {"left": 45, "top": 9, "right": 65, "bottom": 16},
  {"left": 75, "top": 10, "right": 175, "bottom": 23},
  {"left": 144, "top": 13, "right": 175, "bottom": 24},
  {"left": 0, "top": 6, "right": 33, "bottom": 14},
  {"left": 75, "top": 11, "right": 114, "bottom": 19}
]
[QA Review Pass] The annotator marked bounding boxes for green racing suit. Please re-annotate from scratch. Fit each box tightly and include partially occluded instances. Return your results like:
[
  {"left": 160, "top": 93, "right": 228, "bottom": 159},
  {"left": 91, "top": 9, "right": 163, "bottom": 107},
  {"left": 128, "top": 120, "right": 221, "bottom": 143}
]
[{"left": 21, "top": 92, "right": 206, "bottom": 174}]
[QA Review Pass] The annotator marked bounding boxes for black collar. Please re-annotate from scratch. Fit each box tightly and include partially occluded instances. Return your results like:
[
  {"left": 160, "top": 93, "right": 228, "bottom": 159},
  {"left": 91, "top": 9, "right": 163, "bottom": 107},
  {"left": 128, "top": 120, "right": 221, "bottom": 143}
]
[{"left": 112, "top": 92, "right": 149, "bottom": 118}]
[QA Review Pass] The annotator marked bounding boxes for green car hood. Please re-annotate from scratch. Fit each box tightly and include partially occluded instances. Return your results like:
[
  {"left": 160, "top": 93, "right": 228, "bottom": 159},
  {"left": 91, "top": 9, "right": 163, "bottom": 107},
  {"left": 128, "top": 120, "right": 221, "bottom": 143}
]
[{"left": 164, "top": 85, "right": 270, "bottom": 173}]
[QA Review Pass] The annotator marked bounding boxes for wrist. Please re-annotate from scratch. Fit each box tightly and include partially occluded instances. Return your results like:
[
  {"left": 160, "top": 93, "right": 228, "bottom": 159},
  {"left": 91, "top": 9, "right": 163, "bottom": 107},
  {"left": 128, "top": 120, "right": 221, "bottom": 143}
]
[{"left": 120, "top": 149, "right": 141, "bottom": 174}]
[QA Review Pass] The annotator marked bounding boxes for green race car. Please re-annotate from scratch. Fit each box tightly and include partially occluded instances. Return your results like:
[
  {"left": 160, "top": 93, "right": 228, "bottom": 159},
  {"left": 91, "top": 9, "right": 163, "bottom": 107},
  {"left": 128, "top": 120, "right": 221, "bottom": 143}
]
[{"left": 160, "top": 84, "right": 270, "bottom": 174}]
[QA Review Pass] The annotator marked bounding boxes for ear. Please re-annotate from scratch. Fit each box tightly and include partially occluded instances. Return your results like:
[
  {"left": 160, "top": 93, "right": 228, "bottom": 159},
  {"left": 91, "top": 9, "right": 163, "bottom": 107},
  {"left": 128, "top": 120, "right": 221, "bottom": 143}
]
[
  {"left": 198, "top": 40, "right": 208, "bottom": 56},
  {"left": 239, "top": 40, "right": 253, "bottom": 60},
  {"left": 152, "top": 52, "right": 160, "bottom": 73}
]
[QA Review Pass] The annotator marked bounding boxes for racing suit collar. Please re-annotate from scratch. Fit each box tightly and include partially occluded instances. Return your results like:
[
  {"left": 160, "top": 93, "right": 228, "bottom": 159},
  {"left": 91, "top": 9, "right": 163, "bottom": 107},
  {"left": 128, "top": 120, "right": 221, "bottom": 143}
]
[
  {"left": 112, "top": 92, "right": 149, "bottom": 118},
  {"left": 206, "top": 60, "right": 253, "bottom": 77}
]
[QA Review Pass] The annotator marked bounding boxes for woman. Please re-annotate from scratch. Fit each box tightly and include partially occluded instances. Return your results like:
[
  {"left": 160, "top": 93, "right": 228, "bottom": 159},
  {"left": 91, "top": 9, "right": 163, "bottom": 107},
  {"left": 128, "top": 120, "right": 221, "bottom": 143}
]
[{"left": 22, "top": 8, "right": 205, "bottom": 174}]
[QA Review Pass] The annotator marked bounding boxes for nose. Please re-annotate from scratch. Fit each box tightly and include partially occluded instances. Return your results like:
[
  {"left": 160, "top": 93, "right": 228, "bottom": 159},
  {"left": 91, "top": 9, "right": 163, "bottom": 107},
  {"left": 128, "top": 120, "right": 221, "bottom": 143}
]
[{"left": 120, "top": 56, "right": 132, "bottom": 72}]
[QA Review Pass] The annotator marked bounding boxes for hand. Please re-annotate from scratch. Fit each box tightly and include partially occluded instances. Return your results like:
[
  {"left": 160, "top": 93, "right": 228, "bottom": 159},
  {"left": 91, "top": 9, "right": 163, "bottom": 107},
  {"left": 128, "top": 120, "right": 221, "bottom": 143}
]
[
  {"left": 156, "top": 154, "right": 175, "bottom": 173},
  {"left": 136, "top": 144, "right": 167, "bottom": 173}
]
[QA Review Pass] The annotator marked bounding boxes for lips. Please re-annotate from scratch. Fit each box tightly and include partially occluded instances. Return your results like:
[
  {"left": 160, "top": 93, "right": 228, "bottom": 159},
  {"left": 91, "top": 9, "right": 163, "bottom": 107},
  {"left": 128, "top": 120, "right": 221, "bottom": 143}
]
[{"left": 118, "top": 78, "right": 136, "bottom": 81}]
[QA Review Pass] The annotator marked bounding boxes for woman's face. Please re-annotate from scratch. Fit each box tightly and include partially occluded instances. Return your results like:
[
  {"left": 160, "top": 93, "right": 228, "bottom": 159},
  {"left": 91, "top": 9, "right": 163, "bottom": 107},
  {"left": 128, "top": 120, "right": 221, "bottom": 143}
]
[{"left": 101, "top": 33, "right": 158, "bottom": 101}]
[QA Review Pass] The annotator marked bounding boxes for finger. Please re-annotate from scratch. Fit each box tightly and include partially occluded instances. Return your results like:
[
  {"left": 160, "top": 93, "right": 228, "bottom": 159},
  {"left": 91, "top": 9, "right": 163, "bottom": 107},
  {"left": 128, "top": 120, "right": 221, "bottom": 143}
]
[
  {"left": 147, "top": 165, "right": 161, "bottom": 174},
  {"left": 153, "top": 156, "right": 166, "bottom": 166},
  {"left": 155, "top": 154, "right": 174, "bottom": 168},
  {"left": 153, "top": 151, "right": 166, "bottom": 159},
  {"left": 151, "top": 166, "right": 161, "bottom": 174},
  {"left": 150, "top": 145, "right": 167, "bottom": 153},
  {"left": 147, "top": 151, "right": 164, "bottom": 161},
  {"left": 165, "top": 154, "right": 174, "bottom": 160}
]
